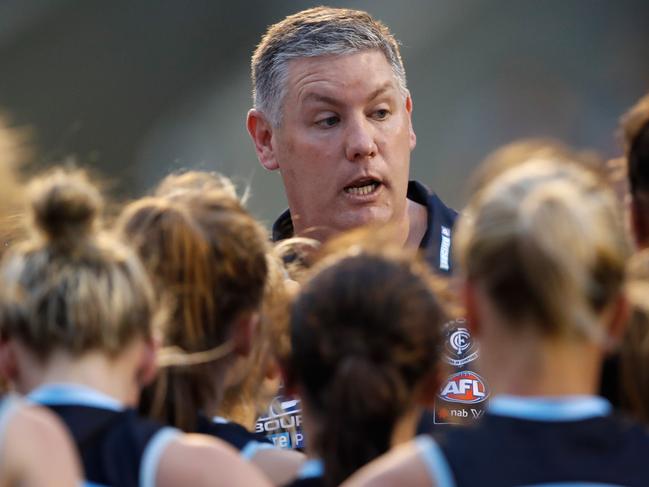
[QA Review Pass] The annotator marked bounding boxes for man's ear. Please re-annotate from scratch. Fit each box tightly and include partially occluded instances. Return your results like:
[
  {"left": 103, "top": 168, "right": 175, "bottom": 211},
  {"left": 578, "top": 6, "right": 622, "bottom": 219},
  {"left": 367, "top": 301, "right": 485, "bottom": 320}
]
[
  {"left": 0, "top": 338, "right": 19, "bottom": 383},
  {"left": 405, "top": 94, "right": 416, "bottom": 151},
  {"left": 231, "top": 312, "right": 260, "bottom": 357},
  {"left": 247, "top": 109, "right": 280, "bottom": 171},
  {"left": 136, "top": 337, "right": 158, "bottom": 387}
]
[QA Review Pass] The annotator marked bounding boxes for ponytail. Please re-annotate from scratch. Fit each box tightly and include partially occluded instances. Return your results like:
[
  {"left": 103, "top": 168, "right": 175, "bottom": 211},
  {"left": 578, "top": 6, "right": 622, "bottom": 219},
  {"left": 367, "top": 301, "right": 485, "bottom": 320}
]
[{"left": 290, "top": 250, "right": 447, "bottom": 486}]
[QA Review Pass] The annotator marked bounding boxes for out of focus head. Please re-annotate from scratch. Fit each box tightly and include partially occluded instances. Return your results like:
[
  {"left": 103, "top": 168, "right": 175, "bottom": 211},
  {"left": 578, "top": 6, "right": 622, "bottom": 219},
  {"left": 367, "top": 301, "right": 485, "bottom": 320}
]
[
  {"left": 470, "top": 138, "right": 602, "bottom": 197},
  {"left": 288, "top": 243, "right": 447, "bottom": 486},
  {"left": 456, "top": 157, "right": 630, "bottom": 345},
  {"left": 621, "top": 93, "right": 649, "bottom": 248},
  {"left": 117, "top": 174, "right": 269, "bottom": 430},
  {"left": 0, "top": 169, "right": 156, "bottom": 380}
]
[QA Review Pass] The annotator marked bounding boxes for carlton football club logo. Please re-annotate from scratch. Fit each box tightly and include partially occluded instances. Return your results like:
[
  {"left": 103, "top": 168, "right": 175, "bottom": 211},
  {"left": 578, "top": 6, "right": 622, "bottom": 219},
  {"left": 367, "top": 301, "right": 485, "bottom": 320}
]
[
  {"left": 443, "top": 319, "right": 479, "bottom": 367},
  {"left": 438, "top": 371, "right": 489, "bottom": 404}
]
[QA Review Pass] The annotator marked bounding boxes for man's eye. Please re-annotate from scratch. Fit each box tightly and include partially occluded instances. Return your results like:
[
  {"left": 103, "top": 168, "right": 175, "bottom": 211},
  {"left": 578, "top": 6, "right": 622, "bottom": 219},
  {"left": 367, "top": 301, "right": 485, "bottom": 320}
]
[
  {"left": 373, "top": 109, "right": 390, "bottom": 120},
  {"left": 316, "top": 116, "right": 340, "bottom": 128}
]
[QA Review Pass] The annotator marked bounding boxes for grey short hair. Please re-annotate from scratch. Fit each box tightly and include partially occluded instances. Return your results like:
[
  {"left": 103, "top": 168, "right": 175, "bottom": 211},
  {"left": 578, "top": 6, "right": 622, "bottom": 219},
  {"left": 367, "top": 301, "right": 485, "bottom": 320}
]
[{"left": 251, "top": 7, "right": 408, "bottom": 127}]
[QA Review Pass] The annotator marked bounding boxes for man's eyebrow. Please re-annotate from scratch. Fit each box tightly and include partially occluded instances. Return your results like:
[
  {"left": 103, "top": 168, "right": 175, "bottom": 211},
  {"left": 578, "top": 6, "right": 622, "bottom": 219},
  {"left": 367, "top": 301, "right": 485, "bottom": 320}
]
[
  {"left": 300, "top": 82, "right": 397, "bottom": 106},
  {"left": 301, "top": 92, "right": 341, "bottom": 106},
  {"left": 367, "top": 82, "right": 395, "bottom": 102}
]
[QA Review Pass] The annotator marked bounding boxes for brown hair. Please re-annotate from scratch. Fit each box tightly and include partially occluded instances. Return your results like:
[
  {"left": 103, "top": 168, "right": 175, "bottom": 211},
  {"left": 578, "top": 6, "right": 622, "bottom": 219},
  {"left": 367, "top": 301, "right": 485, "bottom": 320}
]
[
  {"left": 0, "top": 168, "right": 155, "bottom": 359},
  {"left": 619, "top": 250, "right": 649, "bottom": 423},
  {"left": 217, "top": 252, "right": 292, "bottom": 427},
  {"left": 456, "top": 157, "right": 629, "bottom": 341},
  {"left": 289, "top": 244, "right": 447, "bottom": 487},
  {"left": 117, "top": 175, "right": 269, "bottom": 431}
]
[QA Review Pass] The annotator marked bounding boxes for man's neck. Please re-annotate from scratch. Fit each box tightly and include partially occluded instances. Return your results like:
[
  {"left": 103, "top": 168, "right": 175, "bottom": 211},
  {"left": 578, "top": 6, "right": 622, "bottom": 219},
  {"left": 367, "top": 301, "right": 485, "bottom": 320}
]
[
  {"left": 292, "top": 199, "right": 428, "bottom": 248},
  {"left": 404, "top": 199, "right": 428, "bottom": 248}
]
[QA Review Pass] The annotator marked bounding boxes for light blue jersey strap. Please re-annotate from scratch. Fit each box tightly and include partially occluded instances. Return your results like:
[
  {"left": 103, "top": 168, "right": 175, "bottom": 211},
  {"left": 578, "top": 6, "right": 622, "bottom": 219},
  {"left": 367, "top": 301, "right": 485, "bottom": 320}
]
[
  {"left": 0, "top": 395, "right": 22, "bottom": 450},
  {"left": 240, "top": 440, "right": 276, "bottom": 460},
  {"left": 415, "top": 435, "right": 456, "bottom": 487},
  {"left": 27, "top": 383, "right": 124, "bottom": 412},
  {"left": 488, "top": 395, "right": 612, "bottom": 422},
  {"left": 297, "top": 458, "right": 324, "bottom": 479},
  {"left": 140, "top": 427, "right": 181, "bottom": 487}
]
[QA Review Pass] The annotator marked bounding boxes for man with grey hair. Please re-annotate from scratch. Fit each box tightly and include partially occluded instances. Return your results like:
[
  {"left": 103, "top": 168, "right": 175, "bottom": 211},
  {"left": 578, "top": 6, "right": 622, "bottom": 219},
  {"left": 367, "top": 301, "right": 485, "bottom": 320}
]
[
  {"left": 247, "top": 7, "right": 456, "bottom": 266},
  {"left": 247, "top": 6, "right": 474, "bottom": 457}
]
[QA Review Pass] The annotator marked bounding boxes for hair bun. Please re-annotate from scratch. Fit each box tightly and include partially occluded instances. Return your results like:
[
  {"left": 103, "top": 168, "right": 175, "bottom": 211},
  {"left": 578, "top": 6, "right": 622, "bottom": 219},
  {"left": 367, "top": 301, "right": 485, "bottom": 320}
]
[{"left": 29, "top": 168, "right": 102, "bottom": 243}]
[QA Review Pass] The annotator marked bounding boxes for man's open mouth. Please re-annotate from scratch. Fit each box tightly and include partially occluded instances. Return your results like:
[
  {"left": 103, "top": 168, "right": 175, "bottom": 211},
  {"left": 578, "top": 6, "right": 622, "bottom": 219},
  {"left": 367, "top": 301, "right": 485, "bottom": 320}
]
[{"left": 344, "top": 179, "right": 381, "bottom": 196}]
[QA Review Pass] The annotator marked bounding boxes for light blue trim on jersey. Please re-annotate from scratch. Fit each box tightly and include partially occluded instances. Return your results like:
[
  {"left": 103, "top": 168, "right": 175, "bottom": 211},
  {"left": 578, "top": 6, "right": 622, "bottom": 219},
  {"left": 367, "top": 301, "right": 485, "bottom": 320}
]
[
  {"left": 0, "top": 395, "right": 21, "bottom": 447},
  {"left": 298, "top": 458, "right": 324, "bottom": 479},
  {"left": 212, "top": 415, "right": 229, "bottom": 424},
  {"left": 241, "top": 440, "right": 276, "bottom": 460},
  {"left": 27, "top": 383, "right": 124, "bottom": 412},
  {"left": 415, "top": 435, "right": 456, "bottom": 487},
  {"left": 140, "top": 427, "right": 180, "bottom": 487},
  {"left": 488, "top": 395, "right": 612, "bottom": 422},
  {"left": 83, "top": 482, "right": 109, "bottom": 487}
]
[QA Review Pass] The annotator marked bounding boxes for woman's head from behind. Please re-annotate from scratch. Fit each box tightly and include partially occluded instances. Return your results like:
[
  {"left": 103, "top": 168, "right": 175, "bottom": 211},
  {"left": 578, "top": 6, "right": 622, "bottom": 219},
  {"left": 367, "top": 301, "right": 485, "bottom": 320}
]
[
  {"left": 288, "top": 246, "right": 447, "bottom": 487},
  {"left": 117, "top": 176, "right": 269, "bottom": 431},
  {"left": 456, "top": 157, "right": 630, "bottom": 389},
  {"left": 0, "top": 168, "right": 157, "bottom": 399}
]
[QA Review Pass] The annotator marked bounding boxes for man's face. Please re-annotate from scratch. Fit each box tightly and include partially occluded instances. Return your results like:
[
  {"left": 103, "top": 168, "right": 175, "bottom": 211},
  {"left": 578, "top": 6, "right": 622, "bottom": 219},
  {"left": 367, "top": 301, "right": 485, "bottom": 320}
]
[{"left": 270, "top": 49, "right": 416, "bottom": 237}]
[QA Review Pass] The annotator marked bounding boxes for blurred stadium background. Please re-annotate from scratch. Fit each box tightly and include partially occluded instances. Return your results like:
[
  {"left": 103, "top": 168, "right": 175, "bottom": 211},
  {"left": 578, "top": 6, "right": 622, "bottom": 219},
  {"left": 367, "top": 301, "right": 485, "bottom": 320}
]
[{"left": 0, "top": 0, "right": 648, "bottom": 225}]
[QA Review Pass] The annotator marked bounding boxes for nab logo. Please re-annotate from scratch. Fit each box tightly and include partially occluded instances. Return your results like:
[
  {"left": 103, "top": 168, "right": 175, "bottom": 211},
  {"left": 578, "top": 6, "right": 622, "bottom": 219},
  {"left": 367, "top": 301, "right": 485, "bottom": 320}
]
[{"left": 439, "top": 371, "right": 489, "bottom": 404}]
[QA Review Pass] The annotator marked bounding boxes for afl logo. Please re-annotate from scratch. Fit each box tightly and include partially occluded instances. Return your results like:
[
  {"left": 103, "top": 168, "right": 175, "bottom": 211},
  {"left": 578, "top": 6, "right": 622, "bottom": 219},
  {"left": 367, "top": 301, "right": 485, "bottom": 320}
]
[{"left": 438, "top": 371, "right": 489, "bottom": 404}]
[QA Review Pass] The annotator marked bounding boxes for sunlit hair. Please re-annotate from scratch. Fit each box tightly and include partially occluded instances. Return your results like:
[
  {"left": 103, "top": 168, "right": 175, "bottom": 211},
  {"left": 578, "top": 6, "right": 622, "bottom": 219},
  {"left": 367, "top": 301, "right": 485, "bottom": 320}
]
[
  {"left": 0, "top": 118, "right": 29, "bottom": 250},
  {"left": 619, "top": 250, "right": 649, "bottom": 423},
  {"left": 251, "top": 6, "right": 408, "bottom": 126},
  {"left": 469, "top": 138, "right": 603, "bottom": 197},
  {"left": 116, "top": 175, "right": 269, "bottom": 431},
  {"left": 0, "top": 168, "right": 156, "bottom": 359},
  {"left": 154, "top": 169, "right": 240, "bottom": 202},
  {"left": 289, "top": 234, "right": 448, "bottom": 487},
  {"left": 456, "top": 158, "right": 630, "bottom": 342}
]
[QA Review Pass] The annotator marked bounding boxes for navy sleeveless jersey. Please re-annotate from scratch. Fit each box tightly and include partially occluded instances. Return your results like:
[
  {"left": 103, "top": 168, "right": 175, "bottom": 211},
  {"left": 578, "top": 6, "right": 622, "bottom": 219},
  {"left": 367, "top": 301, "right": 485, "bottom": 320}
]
[
  {"left": 196, "top": 414, "right": 274, "bottom": 459},
  {"left": 28, "top": 384, "right": 179, "bottom": 487},
  {"left": 418, "top": 395, "right": 649, "bottom": 487}
]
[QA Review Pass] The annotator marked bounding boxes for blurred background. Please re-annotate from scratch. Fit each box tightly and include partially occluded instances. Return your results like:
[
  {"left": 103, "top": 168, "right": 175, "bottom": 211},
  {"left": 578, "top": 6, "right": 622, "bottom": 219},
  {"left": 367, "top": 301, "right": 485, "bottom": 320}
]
[{"left": 0, "top": 0, "right": 648, "bottom": 226}]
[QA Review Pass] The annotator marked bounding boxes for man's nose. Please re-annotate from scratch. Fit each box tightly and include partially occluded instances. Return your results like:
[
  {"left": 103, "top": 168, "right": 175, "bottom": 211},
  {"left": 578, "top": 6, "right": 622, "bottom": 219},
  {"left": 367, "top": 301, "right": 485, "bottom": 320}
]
[{"left": 344, "top": 117, "right": 377, "bottom": 162}]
